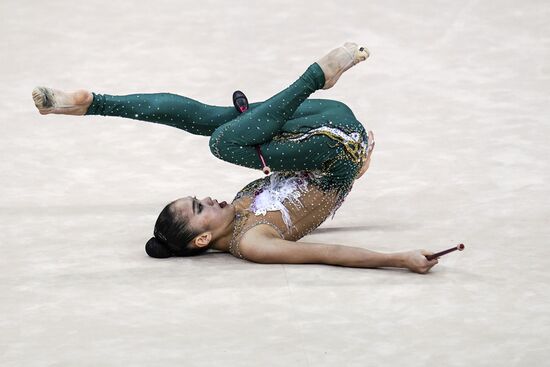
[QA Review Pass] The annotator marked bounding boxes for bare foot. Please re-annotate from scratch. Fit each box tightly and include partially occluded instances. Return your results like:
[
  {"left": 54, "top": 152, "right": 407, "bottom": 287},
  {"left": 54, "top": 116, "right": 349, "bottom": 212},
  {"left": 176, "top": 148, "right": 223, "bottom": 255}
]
[
  {"left": 32, "top": 87, "right": 93, "bottom": 115},
  {"left": 356, "top": 130, "right": 375, "bottom": 180},
  {"left": 317, "top": 42, "right": 370, "bottom": 90}
]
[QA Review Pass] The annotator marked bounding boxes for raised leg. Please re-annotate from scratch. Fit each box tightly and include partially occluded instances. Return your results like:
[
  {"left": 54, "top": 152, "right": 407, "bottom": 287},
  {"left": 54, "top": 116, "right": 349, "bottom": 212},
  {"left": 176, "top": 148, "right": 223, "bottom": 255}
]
[{"left": 209, "top": 62, "right": 369, "bottom": 189}]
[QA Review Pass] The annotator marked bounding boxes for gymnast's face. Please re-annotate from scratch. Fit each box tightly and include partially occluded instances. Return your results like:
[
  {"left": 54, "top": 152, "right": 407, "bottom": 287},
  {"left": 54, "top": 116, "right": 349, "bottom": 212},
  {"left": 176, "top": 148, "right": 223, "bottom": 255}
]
[{"left": 172, "top": 196, "right": 234, "bottom": 244}]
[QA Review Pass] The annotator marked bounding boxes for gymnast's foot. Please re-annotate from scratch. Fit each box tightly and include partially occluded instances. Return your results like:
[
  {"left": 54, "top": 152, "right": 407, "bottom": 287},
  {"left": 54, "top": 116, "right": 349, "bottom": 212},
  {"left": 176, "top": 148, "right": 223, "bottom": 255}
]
[
  {"left": 317, "top": 42, "right": 370, "bottom": 90},
  {"left": 32, "top": 87, "right": 93, "bottom": 115}
]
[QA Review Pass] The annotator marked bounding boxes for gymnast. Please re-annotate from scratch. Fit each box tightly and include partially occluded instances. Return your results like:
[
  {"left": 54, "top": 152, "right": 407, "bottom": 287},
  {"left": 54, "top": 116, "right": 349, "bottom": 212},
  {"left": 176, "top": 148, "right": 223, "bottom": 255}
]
[{"left": 32, "top": 42, "right": 441, "bottom": 274}]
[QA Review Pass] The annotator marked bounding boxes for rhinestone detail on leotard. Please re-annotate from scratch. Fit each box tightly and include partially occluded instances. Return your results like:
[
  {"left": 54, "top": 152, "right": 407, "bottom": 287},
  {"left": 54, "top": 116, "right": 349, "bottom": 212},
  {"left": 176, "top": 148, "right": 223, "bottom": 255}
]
[{"left": 227, "top": 170, "right": 347, "bottom": 261}]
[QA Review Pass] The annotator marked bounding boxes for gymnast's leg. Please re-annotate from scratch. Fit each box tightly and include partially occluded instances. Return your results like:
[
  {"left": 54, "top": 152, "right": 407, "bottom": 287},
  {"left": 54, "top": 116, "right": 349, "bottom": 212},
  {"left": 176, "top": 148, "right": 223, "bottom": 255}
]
[
  {"left": 31, "top": 86, "right": 245, "bottom": 136},
  {"left": 31, "top": 86, "right": 352, "bottom": 137},
  {"left": 208, "top": 43, "right": 370, "bottom": 176},
  {"left": 32, "top": 42, "right": 369, "bottom": 172},
  {"left": 32, "top": 43, "right": 368, "bottom": 137}
]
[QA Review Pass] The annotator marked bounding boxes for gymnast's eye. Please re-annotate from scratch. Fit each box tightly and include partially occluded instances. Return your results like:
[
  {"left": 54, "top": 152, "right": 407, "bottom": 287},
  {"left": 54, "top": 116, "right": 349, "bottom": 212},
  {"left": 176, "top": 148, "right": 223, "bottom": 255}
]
[{"left": 199, "top": 203, "right": 203, "bottom": 213}]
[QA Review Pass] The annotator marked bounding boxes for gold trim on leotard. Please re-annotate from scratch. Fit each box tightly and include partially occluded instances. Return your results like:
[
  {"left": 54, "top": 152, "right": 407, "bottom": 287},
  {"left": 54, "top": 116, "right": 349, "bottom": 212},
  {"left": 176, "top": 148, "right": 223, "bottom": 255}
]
[{"left": 272, "top": 125, "right": 367, "bottom": 164}]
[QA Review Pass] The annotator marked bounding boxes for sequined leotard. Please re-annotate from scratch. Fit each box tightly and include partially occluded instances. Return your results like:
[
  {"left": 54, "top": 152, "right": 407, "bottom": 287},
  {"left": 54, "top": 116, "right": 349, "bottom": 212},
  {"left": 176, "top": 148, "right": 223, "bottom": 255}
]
[
  {"left": 85, "top": 62, "right": 370, "bottom": 258},
  {"left": 228, "top": 169, "right": 355, "bottom": 260}
]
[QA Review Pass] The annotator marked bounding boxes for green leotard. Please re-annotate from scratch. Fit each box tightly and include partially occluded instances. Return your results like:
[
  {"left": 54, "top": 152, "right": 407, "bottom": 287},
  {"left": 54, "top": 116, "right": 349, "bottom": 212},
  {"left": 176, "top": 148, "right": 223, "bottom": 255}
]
[{"left": 85, "top": 62, "right": 369, "bottom": 205}]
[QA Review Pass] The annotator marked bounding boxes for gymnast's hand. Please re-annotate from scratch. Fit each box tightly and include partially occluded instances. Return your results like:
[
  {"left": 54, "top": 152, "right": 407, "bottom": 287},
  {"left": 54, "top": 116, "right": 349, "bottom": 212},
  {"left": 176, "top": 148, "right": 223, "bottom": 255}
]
[
  {"left": 356, "top": 130, "right": 375, "bottom": 180},
  {"left": 401, "top": 250, "right": 439, "bottom": 274}
]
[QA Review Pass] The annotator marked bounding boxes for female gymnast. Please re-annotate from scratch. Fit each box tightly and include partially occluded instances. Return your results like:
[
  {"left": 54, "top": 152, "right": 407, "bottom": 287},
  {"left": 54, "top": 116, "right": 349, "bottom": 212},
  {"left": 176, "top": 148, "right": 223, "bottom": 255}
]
[{"left": 32, "top": 42, "right": 439, "bottom": 274}]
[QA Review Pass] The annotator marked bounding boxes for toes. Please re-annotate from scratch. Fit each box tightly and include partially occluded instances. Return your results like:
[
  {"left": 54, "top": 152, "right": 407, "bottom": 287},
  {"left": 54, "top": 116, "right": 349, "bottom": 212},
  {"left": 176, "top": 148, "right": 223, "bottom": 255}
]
[
  {"left": 359, "top": 46, "right": 370, "bottom": 60},
  {"left": 32, "top": 87, "right": 54, "bottom": 108},
  {"left": 32, "top": 88, "right": 45, "bottom": 107}
]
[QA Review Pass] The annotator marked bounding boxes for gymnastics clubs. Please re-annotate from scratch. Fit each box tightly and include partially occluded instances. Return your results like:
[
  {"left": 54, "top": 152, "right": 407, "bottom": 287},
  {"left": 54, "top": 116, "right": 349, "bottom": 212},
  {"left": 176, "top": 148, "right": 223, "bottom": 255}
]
[
  {"left": 425, "top": 244, "right": 465, "bottom": 261},
  {"left": 232, "top": 90, "right": 271, "bottom": 175}
]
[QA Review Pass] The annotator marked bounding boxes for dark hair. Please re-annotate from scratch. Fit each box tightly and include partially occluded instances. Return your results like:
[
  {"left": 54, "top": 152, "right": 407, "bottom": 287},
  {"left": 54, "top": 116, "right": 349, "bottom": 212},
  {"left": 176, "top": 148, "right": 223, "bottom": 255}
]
[{"left": 145, "top": 200, "right": 208, "bottom": 258}]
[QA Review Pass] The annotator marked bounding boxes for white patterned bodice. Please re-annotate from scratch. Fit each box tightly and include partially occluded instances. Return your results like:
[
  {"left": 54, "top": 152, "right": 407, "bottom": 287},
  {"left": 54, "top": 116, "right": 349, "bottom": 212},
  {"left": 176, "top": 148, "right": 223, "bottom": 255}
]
[{"left": 228, "top": 171, "right": 347, "bottom": 260}]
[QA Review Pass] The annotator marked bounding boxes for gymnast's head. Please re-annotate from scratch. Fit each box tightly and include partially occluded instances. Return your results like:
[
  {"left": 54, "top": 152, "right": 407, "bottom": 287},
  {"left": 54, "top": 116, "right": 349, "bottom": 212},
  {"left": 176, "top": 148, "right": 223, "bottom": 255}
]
[{"left": 145, "top": 196, "right": 234, "bottom": 258}]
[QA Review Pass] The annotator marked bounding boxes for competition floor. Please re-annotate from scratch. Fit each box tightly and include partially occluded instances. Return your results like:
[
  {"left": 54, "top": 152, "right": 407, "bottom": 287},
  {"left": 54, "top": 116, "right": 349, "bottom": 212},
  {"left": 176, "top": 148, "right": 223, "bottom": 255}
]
[{"left": 1, "top": 0, "right": 549, "bottom": 366}]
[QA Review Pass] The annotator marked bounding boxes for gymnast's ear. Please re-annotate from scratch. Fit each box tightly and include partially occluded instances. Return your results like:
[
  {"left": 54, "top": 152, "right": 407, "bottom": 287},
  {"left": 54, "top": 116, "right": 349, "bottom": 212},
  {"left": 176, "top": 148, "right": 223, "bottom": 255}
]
[
  {"left": 145, "top": 237, "right": 173, "bottom": 258},
  {"left": 193, "top": 232, "right": 212, "bottom": 248}
]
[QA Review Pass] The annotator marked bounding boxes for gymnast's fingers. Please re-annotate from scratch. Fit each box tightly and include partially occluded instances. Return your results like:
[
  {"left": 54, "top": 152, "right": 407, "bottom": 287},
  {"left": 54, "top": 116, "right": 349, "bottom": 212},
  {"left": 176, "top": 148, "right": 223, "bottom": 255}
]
[
  {"left": 367, "top": 130, "right": 375, "bottom": 153},
  {"left": 422, "top": 250, "right": 439, "bottom": 267},
  {"left": 421, "top": 249, "right": 438, "bottom": 259},
  {"left": 426, "top": 259, "right": 439, "bottom": 272}
]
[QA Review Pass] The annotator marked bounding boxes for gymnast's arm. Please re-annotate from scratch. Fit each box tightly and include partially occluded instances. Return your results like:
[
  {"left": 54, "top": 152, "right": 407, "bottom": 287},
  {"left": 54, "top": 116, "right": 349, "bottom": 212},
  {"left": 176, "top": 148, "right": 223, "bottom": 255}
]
[{"left": 238, "top": 230, "right": 439, "bottom": 274}]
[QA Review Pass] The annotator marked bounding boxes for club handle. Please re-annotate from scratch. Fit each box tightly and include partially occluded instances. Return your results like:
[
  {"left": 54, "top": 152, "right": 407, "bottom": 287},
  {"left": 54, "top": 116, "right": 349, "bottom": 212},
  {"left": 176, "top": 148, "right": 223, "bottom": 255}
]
[{"left": 425, "top": 244, "right": 465, "bottom": 261}]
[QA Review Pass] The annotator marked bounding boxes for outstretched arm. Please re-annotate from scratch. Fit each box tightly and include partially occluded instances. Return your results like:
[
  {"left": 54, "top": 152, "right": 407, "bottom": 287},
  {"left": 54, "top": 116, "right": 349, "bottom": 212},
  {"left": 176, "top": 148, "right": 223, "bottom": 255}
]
[{"left": 239, "top": 232, "right": 439, "bottom": 274}]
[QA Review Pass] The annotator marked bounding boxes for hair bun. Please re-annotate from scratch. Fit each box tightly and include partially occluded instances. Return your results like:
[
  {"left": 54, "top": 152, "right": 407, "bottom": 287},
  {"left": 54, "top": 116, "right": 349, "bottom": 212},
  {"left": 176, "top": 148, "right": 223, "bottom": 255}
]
[{"left": 145, "top": 237, "right": 173, "bottom": 258}]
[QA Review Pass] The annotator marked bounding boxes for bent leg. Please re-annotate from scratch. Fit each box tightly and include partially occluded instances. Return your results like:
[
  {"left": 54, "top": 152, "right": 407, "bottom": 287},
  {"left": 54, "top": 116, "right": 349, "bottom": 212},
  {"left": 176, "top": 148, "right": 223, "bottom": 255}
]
[
  {"left": 213, "top": 113, "right": 367, "bottom": 177},
  {"left": 209, "top": 62, "right": 325, "bottom": 157},
  {"left": 210, "top": 76, "right": 368, "bottom": 187},
  {"left": 208, "top": 60, "right": 366, "bottom": 176}
]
